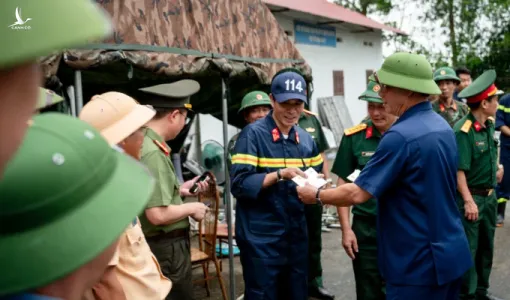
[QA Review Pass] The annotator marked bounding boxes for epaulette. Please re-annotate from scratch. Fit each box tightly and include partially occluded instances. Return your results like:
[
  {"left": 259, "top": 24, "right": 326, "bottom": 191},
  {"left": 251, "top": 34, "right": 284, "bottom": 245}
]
[
  {"left": 153, "top": 139, "right": 170, "bottom": 156},
  {"left": 488, "top": 116, "right": 495, "bottom": 123},
  {"left": 344, "top": 123, "right": 367, "bottom": 136},
  {"left": 460, "top": 120, "right": 472, "bottom": 133},
  {"left": 303, "top": 109, "right": 318, "bottom": 116}
]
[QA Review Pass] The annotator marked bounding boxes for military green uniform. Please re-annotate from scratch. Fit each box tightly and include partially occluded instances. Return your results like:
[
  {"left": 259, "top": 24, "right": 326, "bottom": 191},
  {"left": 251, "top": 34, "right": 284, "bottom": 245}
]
[
  {"left": 36, "top": 87, "right": 64, "bottom": 112},
  {"left": 330, "top": 80, "right": 386, "bottom": 300},
  {"left": 137, "top": 80, "right": 200, "bottom": 300},
  {"left": 297, "top": 110, "right": 330, "bottom": 292},
  {"left": 454, "top": 70, "right": 504, "bottom": 300},
  {"left": 432, "top": 67, "right": 470, "bottom": 127}
]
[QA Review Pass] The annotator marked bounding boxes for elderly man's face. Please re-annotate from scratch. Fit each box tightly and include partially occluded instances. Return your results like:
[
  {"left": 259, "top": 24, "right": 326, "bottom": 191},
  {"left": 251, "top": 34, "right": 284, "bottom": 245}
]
[
  {"left": 378, "top": 85, "right": 410, "bottom": 117},
  {"left": 0, "top": 63, "right": 41, "bottom": 177}
]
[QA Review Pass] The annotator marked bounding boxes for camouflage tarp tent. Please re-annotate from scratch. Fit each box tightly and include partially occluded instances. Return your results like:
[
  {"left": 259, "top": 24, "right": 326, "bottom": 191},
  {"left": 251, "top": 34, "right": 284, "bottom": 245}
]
[{"left": 41, "top": 0, "right": 312, "bottom": 129}]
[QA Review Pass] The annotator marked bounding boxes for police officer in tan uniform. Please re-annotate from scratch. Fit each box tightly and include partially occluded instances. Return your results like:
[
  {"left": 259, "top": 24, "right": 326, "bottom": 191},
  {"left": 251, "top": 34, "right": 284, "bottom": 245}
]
[{"left": 80, "top": 92, "right": 173, "bottom": 300}]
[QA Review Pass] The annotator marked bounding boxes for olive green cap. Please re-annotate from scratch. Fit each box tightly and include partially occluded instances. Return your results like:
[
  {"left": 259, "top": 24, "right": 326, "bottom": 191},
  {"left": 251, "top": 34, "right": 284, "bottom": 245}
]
[
  {"left": 0, "top": 113, "right": 154, "bottom": 296},
  {"left": 1, "top": 0, "right": 113, "bottom": 69},
  {"left": 376, "top": 52, "right": 441, "bottom": 95},
  {"left": 138, "top": 79, "right": 200, "bottom": 110},
  {"left": 358, "top": 81, "right": 383, "bottom": 103},
  {"left": 238, "top": 91, "right": 271, "bottom": 114},
  {"left": 458, "top": 69, "right": 504, "bottom": 103},
  {"left": 433, "top": 67, "right": 460, "bottom": 83},
  {"left": 36, "top": 87, "right": 63, "bottom": 110}
]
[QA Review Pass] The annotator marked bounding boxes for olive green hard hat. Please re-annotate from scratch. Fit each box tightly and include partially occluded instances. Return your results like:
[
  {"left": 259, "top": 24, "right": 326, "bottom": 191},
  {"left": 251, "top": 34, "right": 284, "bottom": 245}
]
[
  {"left": 36, "top": 87, "right": 64, "bottom": 110},
  {"left": 376, "top": 52, "right": 441, "bottom": 95},
  {"left": 359, "top": 81, "right": 383, "bottom": 103},
  {"left": 433, "top": 67, "right": 460, "bottom": 83},
  {"left": 1, "top": 0, "right": 113, "bottom": 69},
  {"left": 0, "top": 113, "right": 154, "bottom": 296},
  {"left": 238, "top": 91, "right": 271, "bottom": 114}
]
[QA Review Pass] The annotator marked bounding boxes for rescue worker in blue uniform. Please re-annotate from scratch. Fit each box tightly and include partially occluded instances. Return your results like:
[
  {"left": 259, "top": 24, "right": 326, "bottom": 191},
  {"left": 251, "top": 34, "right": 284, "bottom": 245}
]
[
  {"left": 297, "top": 52, "right": 473, "bottom": 299},
  {"left": 230, "top": 70, "right": 324, "bottom": 300},
  {"left": 495, "top": 94, "right": 510, "bottom": 227}
]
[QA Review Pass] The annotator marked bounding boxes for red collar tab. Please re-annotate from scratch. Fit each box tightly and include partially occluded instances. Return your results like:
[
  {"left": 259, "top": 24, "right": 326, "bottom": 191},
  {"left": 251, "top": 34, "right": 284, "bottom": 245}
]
[
  {"left": 439, "top": 103, "right": 445, "bottom": 112},
  {"left": 467, "top": 84, "right": 498, "bottom": 103},
  {"left": 295, "top": 131, "right": 300, "bottom": 144},
  {"left": 153, "top": 139, "right": 170, "bottom": 156},
  {"left": 473, "top": 121, "right": 482, "bottom": 132},
  {"left": 272, "top": 128, "right": 280, "bottom": 142},
  {"left": 365, "top": 126, "right": 373, "bottom": 139},
  {"left": 439, "top": 101, "right": 457, "bottom": 111}
]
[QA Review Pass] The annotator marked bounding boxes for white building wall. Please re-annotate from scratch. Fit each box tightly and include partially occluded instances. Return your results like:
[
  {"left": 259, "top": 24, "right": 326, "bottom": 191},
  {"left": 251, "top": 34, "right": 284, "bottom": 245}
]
[{"left": 274, "top": 14, "right": 384, "bottom": 124}]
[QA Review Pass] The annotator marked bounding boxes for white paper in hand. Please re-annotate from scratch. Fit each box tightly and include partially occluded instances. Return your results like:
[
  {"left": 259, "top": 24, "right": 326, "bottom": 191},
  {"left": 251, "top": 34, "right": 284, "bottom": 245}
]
[
  {"left": 347, "top": 169, "right": 361, "bottom": 182},
  {"left": 292, "top": 168, "right": 327, "bottom": 189}
]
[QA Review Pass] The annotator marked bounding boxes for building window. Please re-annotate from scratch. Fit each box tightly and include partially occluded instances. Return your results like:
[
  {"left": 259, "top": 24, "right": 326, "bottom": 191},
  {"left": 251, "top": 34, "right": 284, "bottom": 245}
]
[
  {"left": 366, "top": 69, "right": 374, "bottom": 84},
  {"left": 333, "top": 70, "right": 344, "bottom": 96}
]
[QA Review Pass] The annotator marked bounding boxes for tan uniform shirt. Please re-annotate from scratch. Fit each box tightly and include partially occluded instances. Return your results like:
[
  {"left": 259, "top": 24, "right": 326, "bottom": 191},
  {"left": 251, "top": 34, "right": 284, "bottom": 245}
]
[{"left": 84, "top": 218, "right": 172, "bottom": 300}]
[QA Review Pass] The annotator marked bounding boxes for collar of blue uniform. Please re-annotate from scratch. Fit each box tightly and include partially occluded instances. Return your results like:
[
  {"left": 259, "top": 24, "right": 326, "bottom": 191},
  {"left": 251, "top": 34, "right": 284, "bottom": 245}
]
[
  {"left": 264, "top": 111, "right": 299, "bottom": 144},
  {"left": 395, "top": 101, "right": 432, "bottom": 124}
]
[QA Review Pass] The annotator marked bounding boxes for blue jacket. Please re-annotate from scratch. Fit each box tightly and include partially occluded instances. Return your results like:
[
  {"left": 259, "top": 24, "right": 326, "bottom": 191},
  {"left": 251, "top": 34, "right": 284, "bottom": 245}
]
[
  {"left": 230, "top": 111, "right": 323, "bottom": 263},
  {"left": 496, "top": 94, "right": 510, "bottom": 149}
]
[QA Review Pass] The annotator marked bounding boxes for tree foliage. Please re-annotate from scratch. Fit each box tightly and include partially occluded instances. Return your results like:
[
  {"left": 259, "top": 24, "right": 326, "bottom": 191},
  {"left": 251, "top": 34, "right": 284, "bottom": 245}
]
[{"left": 334, "top": 0, "right": 393, "bottom": 16}]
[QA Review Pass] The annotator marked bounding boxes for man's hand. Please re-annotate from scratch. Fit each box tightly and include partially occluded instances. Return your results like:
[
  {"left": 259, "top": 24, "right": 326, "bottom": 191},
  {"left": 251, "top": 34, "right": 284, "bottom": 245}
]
[
  {"left": 464, "top": 199, "right": 479, "bottom": 221},
  {"left": 497, "top": 165, "right": 504, "bottom": 183},
  {"left": 280, "top": 167, "right": 307, "bottom": 180},
  {"left": 296, "top": 183, "right": 318, "bottom": 204},
  {"left": 342, "top": 229, "right": 358, "bottom": 260},
  {"left": 188, "top": 202, "right": 209, "bottom": 221},
  {"left": 180, "top": 176, "right": 210, "bottom": 197}
]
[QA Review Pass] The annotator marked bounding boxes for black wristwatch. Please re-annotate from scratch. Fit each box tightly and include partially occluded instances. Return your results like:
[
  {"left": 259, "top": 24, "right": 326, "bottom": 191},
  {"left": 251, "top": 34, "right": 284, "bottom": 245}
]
[
  {"left": 315, "top": 188, "right": 323, "bottom": 206},
  {"left": 276, "top": 169, "right": 283, "bottom": 181}
]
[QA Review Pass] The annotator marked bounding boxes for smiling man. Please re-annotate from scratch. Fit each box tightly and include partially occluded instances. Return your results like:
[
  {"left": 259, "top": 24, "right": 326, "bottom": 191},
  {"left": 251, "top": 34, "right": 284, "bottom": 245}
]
[
  {"left": 432, "top": 67, "right": 469, "bottom": 127},
  {"left": 297, "top": 52, "right": 472, "bottom": 300},
  {"left": 230, "top": 70, "right": 323, "bottom": 300}
]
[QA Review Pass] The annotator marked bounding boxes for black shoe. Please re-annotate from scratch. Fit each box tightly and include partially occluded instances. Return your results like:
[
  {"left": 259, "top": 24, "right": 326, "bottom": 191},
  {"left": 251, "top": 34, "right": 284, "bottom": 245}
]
[{"left": 308, "top": 286, "right": 335, "bottom": 300}]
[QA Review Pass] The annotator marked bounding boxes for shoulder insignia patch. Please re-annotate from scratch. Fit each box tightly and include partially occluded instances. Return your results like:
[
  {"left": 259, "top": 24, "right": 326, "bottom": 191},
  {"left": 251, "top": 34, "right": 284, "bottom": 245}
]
[
  {"left": 303, "top": 109, "right": 318, "bottom": 116},
  {"left": 344, "top": 123, "right": 368, "bottom": 136},
  {"left": 153, "top": 139, "right": 170, "bottom": 156},
  {"left": 488, "top": 116, "right": 495, "bottom": 123},
  {"left": 461, "top": 120, "right": 472, "bottom": 133}
]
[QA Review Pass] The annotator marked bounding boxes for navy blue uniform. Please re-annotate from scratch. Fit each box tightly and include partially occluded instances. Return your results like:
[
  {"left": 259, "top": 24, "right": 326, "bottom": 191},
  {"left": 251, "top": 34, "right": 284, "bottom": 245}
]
[
  {"left": 230, "top": 111, "right": 323, "bottom": 300},
  {"left": 354, "top": 101, "right": 472, "bottom": 298},
  {"left": 496, "top": 94, "right": 510, "bottom": 202}
]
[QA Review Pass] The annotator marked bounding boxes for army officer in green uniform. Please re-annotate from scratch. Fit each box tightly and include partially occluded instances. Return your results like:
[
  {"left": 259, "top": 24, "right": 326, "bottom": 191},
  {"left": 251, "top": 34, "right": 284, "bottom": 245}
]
[
  {"left": 136, "top": 80, "right": 209, "bottom": 300},
  {"left": 331, "top": 80, "right": 397, "bottom": 300},
  {"left": 227, "top": 91, "right": 272, "bottom": 170},
  {"left": 454, "top": 70, "right": 504, "bottom": 300},
  {"left": 297, "top": 108, "right": 334, "bottom": 300},
  {"left": 432, "top": 67, "right": 470, "bottom": 127}
]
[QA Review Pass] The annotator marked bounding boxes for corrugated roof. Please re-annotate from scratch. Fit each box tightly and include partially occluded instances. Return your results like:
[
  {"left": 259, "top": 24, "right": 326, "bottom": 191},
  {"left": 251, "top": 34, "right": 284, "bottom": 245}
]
[{"left": 263, "top": 0, "right": 406, "bottom": 35}]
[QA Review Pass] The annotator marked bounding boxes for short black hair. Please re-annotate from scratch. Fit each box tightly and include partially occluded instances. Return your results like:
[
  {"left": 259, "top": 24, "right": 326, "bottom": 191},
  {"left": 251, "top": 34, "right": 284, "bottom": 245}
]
[
  {"left": 455, "top": 67, "right": 471, "bottom": 77},
  {"left": 466, "top": 95, "right": 497, "bottom": 110}
]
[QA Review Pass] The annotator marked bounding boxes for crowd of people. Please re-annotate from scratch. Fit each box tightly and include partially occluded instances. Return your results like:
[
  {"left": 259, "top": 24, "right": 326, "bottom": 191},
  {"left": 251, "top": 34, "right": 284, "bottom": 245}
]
[{"left": 1, "top": 1, "right": 509, "bottom": 300}]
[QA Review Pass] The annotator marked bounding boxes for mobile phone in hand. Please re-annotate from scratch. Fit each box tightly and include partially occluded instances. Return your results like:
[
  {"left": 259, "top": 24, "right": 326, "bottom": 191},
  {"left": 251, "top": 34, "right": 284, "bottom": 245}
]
[{"left": 190, "top": 172, "right": 210, "bottom": 194}]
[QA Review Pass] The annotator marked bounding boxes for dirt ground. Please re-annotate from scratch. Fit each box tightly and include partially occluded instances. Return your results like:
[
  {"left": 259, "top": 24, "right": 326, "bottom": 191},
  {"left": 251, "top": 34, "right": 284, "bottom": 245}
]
[{"left": 192, "top": 206, "right": 510, "bottom": 300}]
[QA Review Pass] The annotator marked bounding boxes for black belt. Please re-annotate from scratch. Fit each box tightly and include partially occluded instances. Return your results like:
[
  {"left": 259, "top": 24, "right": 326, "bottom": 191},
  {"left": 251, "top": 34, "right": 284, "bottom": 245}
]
[
  {"left": 146, "top": 228, "right": 189, "bottom": 242},
  {"left": 469, "top": 188, "right": 494, "bottom": 197}
]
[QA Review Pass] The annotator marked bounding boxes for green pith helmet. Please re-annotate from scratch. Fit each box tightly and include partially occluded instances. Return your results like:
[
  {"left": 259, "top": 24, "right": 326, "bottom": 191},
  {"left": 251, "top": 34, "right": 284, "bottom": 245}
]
[
  {"left": 1, "top": 0, "right": 113, "bottom": 69},
  {"left": 458, "top": 69, "right": 504, "bottom": 103},
  {"left": 359, "top": 81, "right": 383, "bottom": 103},
  {"left": 433, "top": 67, "right": 461, "bottom": 83},
  {"left": 376, "top": 52, "right": 441, "bottom": 95},
  {"left": 238, "top": 91, "right": 271, "bottom": 114},
  {"left": 0, "top": 113, "right": 154, "bottom": 296},
  {"left": 36, "top": 87, "right": 64, "bottom": 110}
]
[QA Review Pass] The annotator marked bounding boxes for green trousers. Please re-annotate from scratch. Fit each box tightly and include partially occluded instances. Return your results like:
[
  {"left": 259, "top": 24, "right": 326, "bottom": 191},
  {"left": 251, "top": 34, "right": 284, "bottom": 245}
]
[
  {"left": 351, "top": 215, "right": 385, "bottom": 300},
  {"left": 305, "top": 204, "right": 324, "bottom": 288},
  {"left": 458, "top": 193, "right": 497, "bottom": 300}
]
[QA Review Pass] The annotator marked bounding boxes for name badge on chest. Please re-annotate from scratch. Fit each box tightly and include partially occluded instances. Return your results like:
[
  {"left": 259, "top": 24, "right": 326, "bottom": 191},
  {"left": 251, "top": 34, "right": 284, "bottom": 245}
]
[{"left": 361, "top": 151, "right": 375, "bottom": 157}]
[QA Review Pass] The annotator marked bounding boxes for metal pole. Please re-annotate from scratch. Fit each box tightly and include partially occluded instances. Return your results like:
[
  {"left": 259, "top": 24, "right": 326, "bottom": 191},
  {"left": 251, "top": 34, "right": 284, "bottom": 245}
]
[
  {"left": 222, "top": 78, "right": 236, "bottom": 300},
  {"left": 67, "top": 86, "right": 76, "bottom": 117},
  {"left": 74, "top": 70, "right": 84, "bottom": 115}
]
